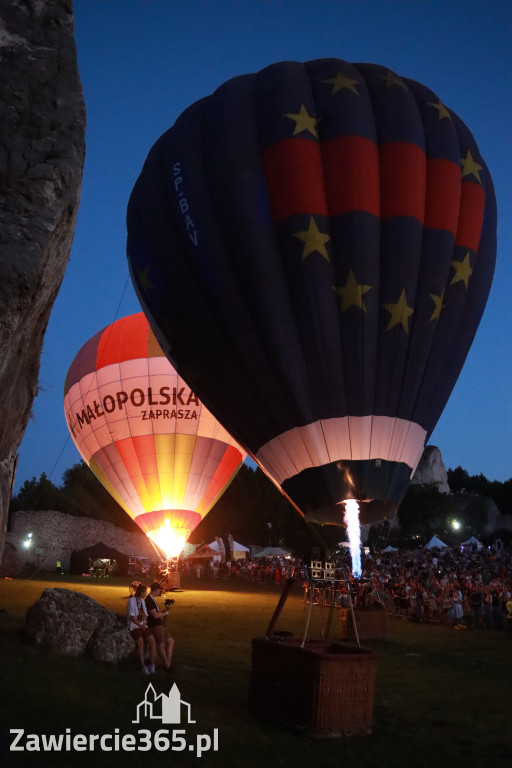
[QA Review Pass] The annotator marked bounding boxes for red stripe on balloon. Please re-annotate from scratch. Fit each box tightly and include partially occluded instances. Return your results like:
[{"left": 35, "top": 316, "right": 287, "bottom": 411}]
[
  {"left": 379, "top": 142, "right": 426, "bottom": 222},
  {"left": 116, "top": 434, "right": 158, "bottom": 488},
  {"left": 424, "top": 158, "right": 461, "bottom": 234},
  {"left": 321, "top": 135, "right": 380, "bottom": 216},
  {"left": 455, "top": 181, "right": 485, "bottom": 252},
  {"left": 114, "top": 436, "right": 140, "bottom": 475},
  {"left": 96, "top": 314, "right": 150, "bottom": 368},
  {"left": 64, "top": 328, "right": 103, "bottom": 393},
  {"left": 196, "top": 445, "right": 244, "bottom": 515},
  {"left": 262, "top": 138, "right": 328, "bottom": 222}
]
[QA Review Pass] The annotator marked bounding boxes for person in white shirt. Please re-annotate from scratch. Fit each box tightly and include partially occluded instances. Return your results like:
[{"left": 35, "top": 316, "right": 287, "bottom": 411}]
[{"left": 127, "top": 583, "right": 156, "bottom": 675}]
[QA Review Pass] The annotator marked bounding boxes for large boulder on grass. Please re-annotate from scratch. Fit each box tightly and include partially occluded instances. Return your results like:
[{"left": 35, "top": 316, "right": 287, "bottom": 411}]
[
  {"left": 89, "top": 622, "right": 135, "bottom": 664},
  {"left": 26, "top": 588, "right": 134, "bottom": 663}
]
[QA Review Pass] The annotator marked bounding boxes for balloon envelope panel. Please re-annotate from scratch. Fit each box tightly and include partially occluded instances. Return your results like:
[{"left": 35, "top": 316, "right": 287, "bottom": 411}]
[
  {"left": 64, "top": 313, "right": 246, "bottom": 556},
  {"left": 126, "top": 59, "right": 496, "bottom": 525}
]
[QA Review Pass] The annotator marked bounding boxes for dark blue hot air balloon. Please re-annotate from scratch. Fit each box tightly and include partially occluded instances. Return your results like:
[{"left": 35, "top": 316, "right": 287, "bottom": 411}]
[{"left": 126, "top": 59, "right": 496, "bottom": 526}]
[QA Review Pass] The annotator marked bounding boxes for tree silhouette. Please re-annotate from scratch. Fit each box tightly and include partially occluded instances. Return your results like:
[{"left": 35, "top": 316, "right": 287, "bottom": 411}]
[{"left": 9, "top": 460, "right": 511, "bottom": 546}]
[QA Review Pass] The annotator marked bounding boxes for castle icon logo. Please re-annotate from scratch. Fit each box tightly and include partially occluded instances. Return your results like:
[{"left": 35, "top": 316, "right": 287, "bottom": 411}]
[{"left": 132, "top": 683, "right": 195, "bottom": 725}]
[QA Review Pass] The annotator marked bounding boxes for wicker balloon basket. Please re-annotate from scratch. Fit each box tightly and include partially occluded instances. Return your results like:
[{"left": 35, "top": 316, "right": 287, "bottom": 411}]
[
  {"left": 249, "top": 638, "right": 378, "bottom": 737},
  {"left": 339, "top": 607, "right": 390, "bottom": 641}
]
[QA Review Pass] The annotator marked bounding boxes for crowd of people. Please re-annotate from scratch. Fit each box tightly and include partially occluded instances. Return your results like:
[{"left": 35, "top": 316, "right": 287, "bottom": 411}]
[
  {"left": 357, "top": 543, "right": 512, "bottom": 629},
  {"left": 127, "top": 541, "right": 511, "bottom": 672},
  {"left": 178, "top": 540, "right": 512, "bottom": 630},
  {"left": 178, "top": 558, "right": 298, "bottom": 583},
  {"left": 303, "top": 543, "right": 512, "bottom": 630}
]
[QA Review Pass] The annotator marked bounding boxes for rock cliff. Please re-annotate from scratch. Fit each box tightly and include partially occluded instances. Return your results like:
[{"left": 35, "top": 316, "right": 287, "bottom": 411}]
[
  {"left": 411, "top": 445, "right": 450, "bottom": 494},
  {"left": 0, "top": 0, "right": 85, "bottom": 560}
]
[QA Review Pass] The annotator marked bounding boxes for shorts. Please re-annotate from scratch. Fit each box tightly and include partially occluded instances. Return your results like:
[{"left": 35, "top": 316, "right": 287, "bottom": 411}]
[
  {"left": 150, "top": 624, "right": 171, "bottom": 644},
  {"left": 130, "top": 627, "right": 154, "bottom": 641}
]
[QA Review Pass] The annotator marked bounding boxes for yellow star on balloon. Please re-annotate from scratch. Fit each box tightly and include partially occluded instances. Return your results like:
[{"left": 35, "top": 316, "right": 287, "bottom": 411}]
[
  {"left": 428, "top": 100, "right": 451, "bottom": 120},
  {"left": 429, "top": 290, "right": 445, "bottom": 321},
  {"left": 336, "top": 270, "right": 372, "bottom": 313},
  {"left": 324, "top": 72, "right": 359, "bottom": 95},
  {"left": 137, "top": 266, "right": 154, "bottom": 291},
  {"left": 450, "top": 251, "right": 473, "bottom": 289},
  {"left": 293, "top": 216, "right": 330, "bottom": 261},
  {"left": 383, "top": 70, "right": 408, "bottom": 90},
  {"left": 461, "top": 150, "right": 482, "bottom": 182},
  {"left": 382, "top": 289, "right": 414, "bottom": 333},
  {"left": 284, "top": 104, "right": 318, "bottom": 137}
]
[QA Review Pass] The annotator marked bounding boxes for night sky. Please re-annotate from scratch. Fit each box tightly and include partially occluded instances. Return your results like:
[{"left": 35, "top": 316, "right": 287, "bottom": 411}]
[{"left": 14, "top": 0, "right": 511, "bottom": 492}]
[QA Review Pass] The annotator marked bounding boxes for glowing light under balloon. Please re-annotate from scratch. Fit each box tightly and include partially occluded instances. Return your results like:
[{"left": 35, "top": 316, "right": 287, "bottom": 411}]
[
  {"left": 343, "top": 499, "right": 362, "bottom": 577},
  {"left": 147, "top": 520, "right": 189, "bottom": 560}
]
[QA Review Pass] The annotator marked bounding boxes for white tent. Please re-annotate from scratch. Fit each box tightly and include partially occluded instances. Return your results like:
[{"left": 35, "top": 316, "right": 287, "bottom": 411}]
[
  {"left": 461, "top": 536, "right": 483, "bottom": 551},
  {"left": 425, "top": 535, "right": 448, "bottom": 550},
  {"left": 254, "top": 546, "right": 291, "bottom": 558},
  {"left": 208, "top": 539, "right": 250, "bottom": 560},
  {"left": 382, "top": 545, "right": 398, "bottom": 552}
]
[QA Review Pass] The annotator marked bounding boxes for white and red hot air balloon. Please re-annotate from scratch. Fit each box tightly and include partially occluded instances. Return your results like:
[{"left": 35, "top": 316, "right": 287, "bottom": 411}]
[{"left": 64, "top": 313, "right": 246, "bottom": 559}]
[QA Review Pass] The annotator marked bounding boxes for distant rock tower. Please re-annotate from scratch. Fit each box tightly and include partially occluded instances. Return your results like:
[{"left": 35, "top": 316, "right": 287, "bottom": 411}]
[{"left": 411, "top": 446, "right": 450, "bottom": 494}]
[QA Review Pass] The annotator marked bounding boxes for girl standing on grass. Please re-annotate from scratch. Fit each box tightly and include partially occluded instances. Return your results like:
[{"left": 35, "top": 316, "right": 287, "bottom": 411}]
[{"left": 127, "top": 583, "right": 156, "bottom": 675}]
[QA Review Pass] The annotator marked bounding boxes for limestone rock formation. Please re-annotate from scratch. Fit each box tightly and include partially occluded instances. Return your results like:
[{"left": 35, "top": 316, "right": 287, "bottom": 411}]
[
  {"left": 411, "top": 445, "right": 450, "bottom": 494},
  {"left": 26, "top": 587, "right": 135, "bottom": 663},
  {"left": 0, "top": 1, "right": 85, "bottom": 560}
]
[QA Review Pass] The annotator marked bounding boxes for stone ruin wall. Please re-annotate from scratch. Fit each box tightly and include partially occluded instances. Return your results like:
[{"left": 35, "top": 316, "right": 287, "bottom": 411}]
[{"left": 2, "top": 509, "right": 157, "bottom": 574}]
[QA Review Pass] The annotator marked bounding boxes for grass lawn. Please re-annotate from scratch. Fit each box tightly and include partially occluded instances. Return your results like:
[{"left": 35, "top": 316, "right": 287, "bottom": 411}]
[{"left": 0, "top": 574, "right": 511, "bottom": 768}]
